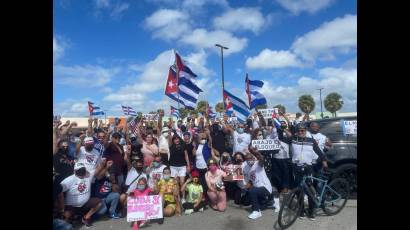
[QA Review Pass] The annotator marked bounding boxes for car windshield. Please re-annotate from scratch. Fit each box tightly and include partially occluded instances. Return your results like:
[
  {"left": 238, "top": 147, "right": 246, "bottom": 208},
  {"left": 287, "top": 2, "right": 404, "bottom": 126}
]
[{"left": 308, "top": 118, "right": 357, "bottom": 143}]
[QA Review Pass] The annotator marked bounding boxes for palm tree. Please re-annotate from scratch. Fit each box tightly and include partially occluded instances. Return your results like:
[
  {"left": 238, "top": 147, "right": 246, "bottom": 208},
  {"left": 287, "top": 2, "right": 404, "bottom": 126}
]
[
  {"left": 179, "top": 108, "right": 191, "bottom": 120},
  {"left": 324, "top": 92, "right": 343, "bottom": 117},
  {"left": 255, "top": 104, "right": 267, "bottom": 110},
  {"left": 215, "top": 102, "right": 224, "bottom": 115},
  {"left": 273, "top": 104, "right": 286, "bottom": 114},
  {"left": 196, "top": 100, "right": 208, "bottom": 116},
  {"left": 298, "top": 95, "right": 315, "bottom": 114}
]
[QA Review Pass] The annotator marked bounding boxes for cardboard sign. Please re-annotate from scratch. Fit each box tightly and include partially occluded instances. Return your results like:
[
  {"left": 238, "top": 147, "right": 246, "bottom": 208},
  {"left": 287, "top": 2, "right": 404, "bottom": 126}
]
[
  {"left": 222, "top": 165, "right": 244, "bottom": 181},
  {"left": 342, "top": 120, "right": 357, "bottom": 135},
  {"left": 142, "top": 114, "right": 158, "bottom": 121},
  {"left": 251, "top": 139, "right": 281, "bottom": 151},
  {"left": 258, "top": 109, "right": 275, "bottom": 119},
  {"left": 127, "top": 195, "right": 163, "bottom": 222}
]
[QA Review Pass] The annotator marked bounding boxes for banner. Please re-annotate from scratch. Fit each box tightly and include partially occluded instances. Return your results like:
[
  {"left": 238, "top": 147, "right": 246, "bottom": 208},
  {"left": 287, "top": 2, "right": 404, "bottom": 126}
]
[
  {"left": 342, "top": 120, "right": 357, "bottom": 135},
  {"left": 258, "top": 109, "right": 275, "bottom": 119},
  {"left": 127, "top": 195, "right": 163, "bottom": 222},
  {"left": 142, "top": 114, "right": 158, "bottom": 121},
  {"left": 251, "top": 139, "right": 281, "bottom": 151},
  {"left": 222, "top": 165, "right": 244, "bottom": 181}
]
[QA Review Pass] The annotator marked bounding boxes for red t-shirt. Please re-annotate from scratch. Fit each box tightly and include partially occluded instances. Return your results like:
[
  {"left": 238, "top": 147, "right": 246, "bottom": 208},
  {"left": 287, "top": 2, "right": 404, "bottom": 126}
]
[{"left": 103, "top": 143, "right": 125, "bottom": 176}]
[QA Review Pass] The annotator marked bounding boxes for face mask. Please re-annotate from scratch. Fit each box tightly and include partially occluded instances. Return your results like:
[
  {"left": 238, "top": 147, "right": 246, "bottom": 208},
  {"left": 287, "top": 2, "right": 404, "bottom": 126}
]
[
  {"left": 247, "top": 160, "right": 255, "bottom": 167},
  {"left": 222, "top": 156, "right": 229, "bottom": 162},
  {"left": 237, "top": 128, "right": 244, "bottom": 134},
  {"left": 281, "top": 125, "right": 287, "bottom": 130},
  {"left": 163, "top": 175, "right": 170, "bottom": 180},
  {"left": 75, "top": 168, "right": 86, "bottom": 177},
  {"left": 200, "top": 140, "right": 206, "bottom": 145},
  {"left": 136, "top": 167, "right": 144, "bottom": 172},
  {"left": 137, "top": 184, "right": 146, "bottom": 191},
  {"left": 236, "top": 159, "right": 243, "bottom": 164},
  {"left": 209, "top": 165, "right": 217, "bottom": 172},
  {"left": 310, "top": 130, "right": 318, "bottom": 134},
  {"left": 85, "top": 146, "right": 93, "bottom": 152},
  {"left": 163, "top": 133, "right": 169, "bottom": 138},
  {"left": 152, "top": 162, "right": 160, "bottom": 168},
  {"left": 257, "top": 135, "right": 263, "bottom": 140}
]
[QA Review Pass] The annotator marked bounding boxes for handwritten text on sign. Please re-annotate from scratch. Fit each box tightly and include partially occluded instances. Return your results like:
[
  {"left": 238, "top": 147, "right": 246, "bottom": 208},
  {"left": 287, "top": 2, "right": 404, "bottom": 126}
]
[
  {"left": 343, "top": 120, "right": 357, "bottom": 135},
  {"left": 127, "top": 195, "right": 163, "bottom": 222},
  {"left": 258, "top": 109, "right": 278, "bottom": 119},
  {"left": 252, "top": 139, "right": 281, "bottom": 151},
  {"left": 142, "top": 114, "right": 158, "bottom": 121}
]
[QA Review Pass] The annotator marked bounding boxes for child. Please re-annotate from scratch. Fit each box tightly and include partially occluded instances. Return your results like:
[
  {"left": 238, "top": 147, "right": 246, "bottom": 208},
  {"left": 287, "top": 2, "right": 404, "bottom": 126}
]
[
  {"left": 181, "top": 170, "right": 206, "bottom": 215},
  {"left": 129, "top": 178, "right": 154, "bottom": 230}
]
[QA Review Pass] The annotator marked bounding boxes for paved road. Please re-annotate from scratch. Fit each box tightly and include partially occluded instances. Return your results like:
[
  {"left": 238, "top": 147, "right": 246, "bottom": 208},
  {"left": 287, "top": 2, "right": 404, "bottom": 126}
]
[{"left": 76, "top": 200, "right": 357, "bottom": 230}]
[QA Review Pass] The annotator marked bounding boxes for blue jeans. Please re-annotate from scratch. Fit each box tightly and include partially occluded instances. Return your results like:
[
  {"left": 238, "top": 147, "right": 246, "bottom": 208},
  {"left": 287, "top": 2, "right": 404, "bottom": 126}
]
[
  {"left": 53, "top": 218, "right": 73, "bottom": 230},
  {"left": 97, "top": 192, "right": 120, "bottom": 215},
  {"left": 248, "top": 187, "right": 271, "bottom": 211}
]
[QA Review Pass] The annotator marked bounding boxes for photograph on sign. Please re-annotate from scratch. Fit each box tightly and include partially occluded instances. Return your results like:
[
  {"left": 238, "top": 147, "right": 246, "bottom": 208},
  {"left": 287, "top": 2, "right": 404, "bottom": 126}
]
[
  {"left": 222, "top": 165, "right": 244, "bottom": 181},
  {"left": 251, "top": 139, "right": 281, "bottom": 151},
  {"left": 127, "top": 195, "right": 163, "bottom": 222}
]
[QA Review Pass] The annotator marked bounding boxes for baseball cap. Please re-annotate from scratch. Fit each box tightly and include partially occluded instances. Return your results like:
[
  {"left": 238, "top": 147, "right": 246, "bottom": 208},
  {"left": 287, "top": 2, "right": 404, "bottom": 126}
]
[
  {"left": 207, "top": 158, "right": 217, "bottom": 166},
  {"left": 161, "top": 127, "right": 169, "bottom": 133},
  {"left": 74, "top": 162, "right": 86, "bottom": 170},
  {"left": 84, "top": 137, "right": 94, "bottom": 144},
  {"left": 191, "top": 170, "right": 200, "bottom": 178}
]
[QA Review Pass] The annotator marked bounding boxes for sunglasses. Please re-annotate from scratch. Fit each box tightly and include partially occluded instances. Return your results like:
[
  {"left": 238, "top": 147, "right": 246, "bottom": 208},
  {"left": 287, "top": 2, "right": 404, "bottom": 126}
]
[{"left": 298, "top": 130, "right": 306, "bottom": 133}]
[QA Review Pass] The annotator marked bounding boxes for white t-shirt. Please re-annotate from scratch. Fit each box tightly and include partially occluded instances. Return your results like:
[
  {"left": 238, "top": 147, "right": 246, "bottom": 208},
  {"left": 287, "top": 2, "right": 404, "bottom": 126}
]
[
  {"left": 308, "top": 132, "right": 327, "bottom": 152},
  {"left": 125, "top": 167, "right": 147, "bottom": 193},
  {"left": 61, "top": 172, "right": 95, "bottom": 207},
  {"left": 233, "top": 131, "right": 251, "bottom": 154},
  {"left": 242, "top": 161, "right": 272, "bottom": 194},
  {"left": 195, "top": 144, "right": 207, "bottom": 169},
  {"left": 147, "top": 165, "right": 167, "bottom": 189},
  {"left": 77, "top": 146, "right": 101, "bottom": 173}
]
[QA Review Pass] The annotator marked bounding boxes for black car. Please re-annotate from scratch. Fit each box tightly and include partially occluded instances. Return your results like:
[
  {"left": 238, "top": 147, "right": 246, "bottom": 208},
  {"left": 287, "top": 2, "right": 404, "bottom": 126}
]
[{"left": 305, "top": 116, "right": 357, "bottom": 198}]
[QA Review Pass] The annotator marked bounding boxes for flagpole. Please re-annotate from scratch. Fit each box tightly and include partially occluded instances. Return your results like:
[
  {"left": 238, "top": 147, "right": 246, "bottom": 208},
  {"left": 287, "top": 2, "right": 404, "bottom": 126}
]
[{"left": 174, "top": 49, "right": 181, "bottom": 113}]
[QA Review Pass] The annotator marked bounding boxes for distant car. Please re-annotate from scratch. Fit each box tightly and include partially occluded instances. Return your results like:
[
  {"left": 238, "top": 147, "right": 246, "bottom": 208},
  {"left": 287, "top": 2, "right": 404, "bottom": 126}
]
[{"left": 305, "top": 116, "right": 357, "bottom": 198}]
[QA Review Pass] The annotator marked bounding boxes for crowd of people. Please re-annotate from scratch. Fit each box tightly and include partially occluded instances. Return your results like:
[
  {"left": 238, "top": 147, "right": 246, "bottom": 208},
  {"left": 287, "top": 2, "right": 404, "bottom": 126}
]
[{"left": 53, "top": 110, "right": 333, "bottom": 229}]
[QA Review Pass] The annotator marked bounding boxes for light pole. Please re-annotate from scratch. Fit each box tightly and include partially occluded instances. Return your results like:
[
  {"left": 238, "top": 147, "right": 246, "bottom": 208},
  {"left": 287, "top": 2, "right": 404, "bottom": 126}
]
[
  {"left": 317, "top": 88, "right": 324, "bottom": 119},
  {"left": 215, "top": 44, "right": 229, "bottom": 111}
]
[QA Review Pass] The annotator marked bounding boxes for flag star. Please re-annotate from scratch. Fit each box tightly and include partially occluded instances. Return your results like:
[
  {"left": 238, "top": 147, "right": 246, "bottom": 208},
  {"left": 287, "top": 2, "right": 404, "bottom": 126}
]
[{"left": 168, "top": 81, "right": 174, "bottom": 88}]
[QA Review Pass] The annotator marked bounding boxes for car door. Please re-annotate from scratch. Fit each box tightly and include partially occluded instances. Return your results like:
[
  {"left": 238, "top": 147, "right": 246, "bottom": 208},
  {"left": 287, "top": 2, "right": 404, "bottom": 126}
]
[{"left": 318, "top": 120, "right": 353, "bottom": 164}]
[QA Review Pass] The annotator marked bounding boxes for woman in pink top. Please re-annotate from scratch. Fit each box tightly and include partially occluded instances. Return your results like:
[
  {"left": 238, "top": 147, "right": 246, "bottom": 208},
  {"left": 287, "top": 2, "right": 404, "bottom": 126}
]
[
  {"left": 141, "top": 134, "right": 159, "bottom": 167},
  {"left": 205, "top": 158, "right": 227, "bottom": 212},
  {"left": 129, "top": 178, "right": 155, "bottom": 230}
]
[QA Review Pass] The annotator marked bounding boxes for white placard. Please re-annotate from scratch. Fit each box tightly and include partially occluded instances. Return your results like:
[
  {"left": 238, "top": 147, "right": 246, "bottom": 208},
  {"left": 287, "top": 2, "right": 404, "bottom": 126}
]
[
  {"left": 251, "top": 139, "right": 281, "bottom": 150},
  {"left": 258, "top": 109, "right": 275, "bottom": 119},
  {"left": 127, "top": 195, "right": 163, "bottom": 222},
  {"left": 142, "top": 114, "right": 158, "bottom": 121},
  {"left": 343, "top": 120, "right": 357, "bottom": 135}
]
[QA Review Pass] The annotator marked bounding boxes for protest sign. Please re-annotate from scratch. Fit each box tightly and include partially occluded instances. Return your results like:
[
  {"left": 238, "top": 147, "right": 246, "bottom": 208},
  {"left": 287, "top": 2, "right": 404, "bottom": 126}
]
[
  {"left": 142, "top": 114, "right": 158, "bottom": 121},
  {"left": 342, "top": 120, "right": 357, "bottom": 135},
  {"left": 127, "top": 195, "right": 163, "bottom": 222},
  {"left": 258, "top": 109, "right": 275, "bottom": 119},
  {"left": 251, "top": 139, "right": 281, "bottom": 151},
  {"left": 222, "top": 165, "right": 244, "bottom": 181}
]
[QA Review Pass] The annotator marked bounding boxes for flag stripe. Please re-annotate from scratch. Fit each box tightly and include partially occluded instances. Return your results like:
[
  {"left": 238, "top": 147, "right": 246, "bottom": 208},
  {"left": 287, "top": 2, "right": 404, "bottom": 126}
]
[{"left": 178, "top": 77, "right": 203, "bottom": 93}]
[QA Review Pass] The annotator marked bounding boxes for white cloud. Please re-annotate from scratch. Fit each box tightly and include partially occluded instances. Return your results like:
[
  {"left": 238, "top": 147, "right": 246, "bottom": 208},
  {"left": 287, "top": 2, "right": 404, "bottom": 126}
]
[
  {"left": 110, "top": 3, "right": 129, "bottom": 19},
  {"left": 144, "top": 9, "right": 191, "bottom": 40},
  {"left": 53, "top": 64, "right": 120, "bottom": 87},
  {"left": 259, "top": 67, "right": 357, "bottom": 112},
  {"left": 95, "top": 0, "right": 110, "bottom": 9},
  {"left": 245, "top": 49, "right": 302, "bottom": 69},
  {"left": 181, "top": 29, "right": 248, "bottom": 56},
  {"left": 276, "top": 0, "right": 335, "bottom": 15},
  {"left": 53, "top": 98, "right": 93, "bottom": 117},
  {"left": 182, "top": 0, "right": 229, "bottom": 9},
  {"left": 291, "top": 14, "right": 357, "bottom": 62},
  {"left": 185, "top": 49, "right": 214, "bottom": 77},
  {"left": 213, "top": 7, "right": 267, "bottom": 34},
  {"left": 53, "top": 36, "right": 66, "bottom": 63}
]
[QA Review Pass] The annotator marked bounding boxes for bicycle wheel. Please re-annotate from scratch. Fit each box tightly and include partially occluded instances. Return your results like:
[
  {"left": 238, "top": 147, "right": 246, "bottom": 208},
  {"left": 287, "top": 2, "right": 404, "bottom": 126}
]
[
  {"left": 278, "top": 188, "right": 303, "bottom": 229},
  {"left": 321, "top": 178, "right": 350, "bottom": 216}
]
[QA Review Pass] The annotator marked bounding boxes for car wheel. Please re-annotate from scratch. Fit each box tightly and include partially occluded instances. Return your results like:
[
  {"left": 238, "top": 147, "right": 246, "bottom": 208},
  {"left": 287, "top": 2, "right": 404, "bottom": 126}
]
[{"left": 332, "top": 163, "right": 357, "bottom": 199}]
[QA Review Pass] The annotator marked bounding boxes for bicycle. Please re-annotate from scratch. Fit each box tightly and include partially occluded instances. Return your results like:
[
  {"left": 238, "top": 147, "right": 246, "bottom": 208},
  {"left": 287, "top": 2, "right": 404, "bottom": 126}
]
[{"left": 277, "top": 164, "right": 350, "bottom": 229}]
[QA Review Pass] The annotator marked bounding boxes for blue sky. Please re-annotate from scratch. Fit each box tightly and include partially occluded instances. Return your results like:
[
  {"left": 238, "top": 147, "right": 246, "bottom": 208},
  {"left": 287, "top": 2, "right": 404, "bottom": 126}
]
[{"left": 53, "top": 0, "right": 357, "bottom": 117}]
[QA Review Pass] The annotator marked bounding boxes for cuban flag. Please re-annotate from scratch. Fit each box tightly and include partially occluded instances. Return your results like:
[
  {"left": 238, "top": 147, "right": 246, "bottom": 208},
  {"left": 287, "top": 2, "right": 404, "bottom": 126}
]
[
  {"left": 245, "top": 74, "right": 267, "bottom": 110},
  {"left": 223, "top": 90, "right": 250, "bottom": 123},
  {"left": 165, "top": 51, "right": 203, "bottom": 110},
  {"left": 88, "top": 101, "right": 105, "bottom": 116},
  {"left": 271, "top": 109, "right": 282, "bottom": 129},
  {"left": 207, "top": 105, "right": 217, "bottom": 119},
  {"left": 121, "top": 105, "right": 137, "bottom": 116},
  {"left": 170, "top": 106, "right": 180, "bottom": 119}
]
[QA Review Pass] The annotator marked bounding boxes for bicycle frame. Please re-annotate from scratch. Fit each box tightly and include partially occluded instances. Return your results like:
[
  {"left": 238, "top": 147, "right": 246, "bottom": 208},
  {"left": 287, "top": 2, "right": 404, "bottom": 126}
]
[{"left": 300, "top": 175, "right": 343, "bottom": 207}]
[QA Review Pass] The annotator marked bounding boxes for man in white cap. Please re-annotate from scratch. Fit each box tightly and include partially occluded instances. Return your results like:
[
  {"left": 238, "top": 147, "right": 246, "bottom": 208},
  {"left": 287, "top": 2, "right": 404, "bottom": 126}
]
[
  {"left": 158, "top": 126, "right": 170, "bottom": 166},
  {"left": 76, "top": 137, "right": 102, "bottom": 173},
  {"left": 60, "top": 162, "right": 105, "bottom": 227}
]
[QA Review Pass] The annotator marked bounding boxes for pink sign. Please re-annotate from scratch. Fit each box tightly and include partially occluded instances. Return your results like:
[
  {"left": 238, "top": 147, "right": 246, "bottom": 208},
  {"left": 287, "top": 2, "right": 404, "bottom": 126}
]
[{"left": 127, "top": 195, "right": 163, "bottom": 222}]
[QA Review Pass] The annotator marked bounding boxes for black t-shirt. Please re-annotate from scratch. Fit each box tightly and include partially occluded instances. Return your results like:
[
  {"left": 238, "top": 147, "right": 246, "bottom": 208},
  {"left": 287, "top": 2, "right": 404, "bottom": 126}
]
[
  {"left": 53, "top": 152, "right": 74, "bottom": 184},
  {"left": 211, "top": 130, "right": 226, "bottom": 154},
  {"left": 92, "top": 177, "right": 113, "bottom": 199},
  {"left": 169, "top": 144, "right": 187, "bottom": 167},
  {"left": 184, "top": 142, "right": 195, "bottom": 164}
]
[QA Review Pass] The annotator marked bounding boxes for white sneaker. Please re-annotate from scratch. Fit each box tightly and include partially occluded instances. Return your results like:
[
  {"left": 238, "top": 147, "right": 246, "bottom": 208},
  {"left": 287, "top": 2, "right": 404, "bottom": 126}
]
[
  {"left": 248, "top": 211, "right": 262, "bottom": 220},
  {"left": 199, "top": 208, "right": 204, "bottom": 212},
  {"left": 184, "top": 209, "right": 194, "bottom": 215},
  {"left": 181, "top": 198, "right": 186, "bottom": 204}
]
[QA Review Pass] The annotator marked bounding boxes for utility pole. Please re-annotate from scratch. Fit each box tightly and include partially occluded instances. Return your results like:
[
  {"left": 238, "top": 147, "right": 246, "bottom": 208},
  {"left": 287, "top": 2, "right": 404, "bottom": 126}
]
[
  {"left": 318, "top": 88, "right": 324, "bottom": 119},
  {"left": 215, "top": 44, "right": 229, "bottom": 111}
]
